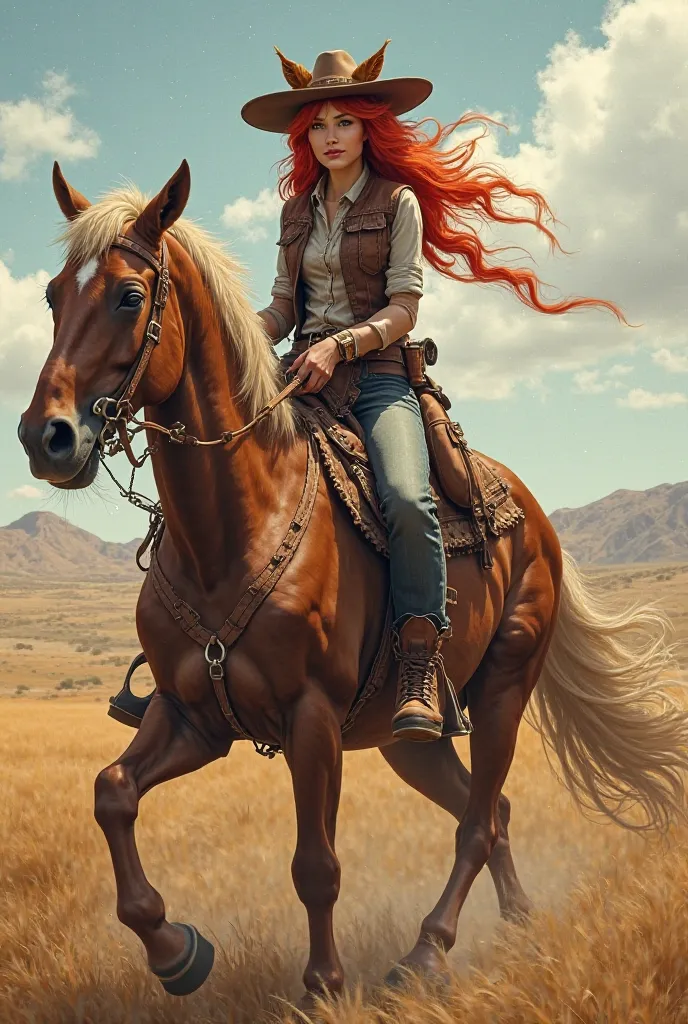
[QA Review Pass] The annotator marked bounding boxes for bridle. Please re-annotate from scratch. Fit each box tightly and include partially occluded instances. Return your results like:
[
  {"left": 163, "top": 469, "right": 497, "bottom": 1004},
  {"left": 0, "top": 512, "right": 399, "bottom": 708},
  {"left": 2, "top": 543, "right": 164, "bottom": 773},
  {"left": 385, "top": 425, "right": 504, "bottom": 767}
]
[
  {"left": 91, "top": 235, "right": 170, "bottom": 454},
  {"left": 91, "top": 233, "right": 301, "bottom": 469}
]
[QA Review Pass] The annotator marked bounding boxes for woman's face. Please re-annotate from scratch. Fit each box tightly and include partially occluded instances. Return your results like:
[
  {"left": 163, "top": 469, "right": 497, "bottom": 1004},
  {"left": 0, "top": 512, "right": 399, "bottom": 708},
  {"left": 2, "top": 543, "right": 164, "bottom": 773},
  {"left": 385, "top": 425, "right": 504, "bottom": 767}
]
[{"left": 307, "top": 103, "right": 366, "bottom": 173}]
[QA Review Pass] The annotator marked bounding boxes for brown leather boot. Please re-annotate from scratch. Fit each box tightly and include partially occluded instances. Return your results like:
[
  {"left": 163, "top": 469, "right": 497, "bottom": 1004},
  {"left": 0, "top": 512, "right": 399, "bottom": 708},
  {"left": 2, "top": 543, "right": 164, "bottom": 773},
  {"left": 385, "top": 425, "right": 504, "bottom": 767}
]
[{"left": 391, "top": 616, "right": 446, "bottom": 742}]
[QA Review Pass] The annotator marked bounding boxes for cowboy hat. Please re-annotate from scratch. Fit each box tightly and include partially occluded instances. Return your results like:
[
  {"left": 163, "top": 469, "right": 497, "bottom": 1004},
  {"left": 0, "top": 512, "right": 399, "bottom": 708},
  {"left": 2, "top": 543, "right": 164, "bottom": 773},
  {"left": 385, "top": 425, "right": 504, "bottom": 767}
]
[{"left": 240, "top": 40, "right": 433, "bottom": 133}]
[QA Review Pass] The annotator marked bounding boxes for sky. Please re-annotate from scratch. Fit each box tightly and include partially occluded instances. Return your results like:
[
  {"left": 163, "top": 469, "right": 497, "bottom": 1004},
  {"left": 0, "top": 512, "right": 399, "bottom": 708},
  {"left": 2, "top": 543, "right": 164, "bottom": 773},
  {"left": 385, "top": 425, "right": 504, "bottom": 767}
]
[{"left": 0, "top": 0, "right": 686, "bottom": 542}]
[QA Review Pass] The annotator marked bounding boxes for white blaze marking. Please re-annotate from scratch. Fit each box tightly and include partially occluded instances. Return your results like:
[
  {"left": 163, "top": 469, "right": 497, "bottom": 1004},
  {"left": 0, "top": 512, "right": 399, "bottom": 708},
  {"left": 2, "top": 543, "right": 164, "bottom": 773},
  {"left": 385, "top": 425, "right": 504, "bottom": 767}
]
[{"left": 76, "top": 258, "right": 98, "bottom": 292}]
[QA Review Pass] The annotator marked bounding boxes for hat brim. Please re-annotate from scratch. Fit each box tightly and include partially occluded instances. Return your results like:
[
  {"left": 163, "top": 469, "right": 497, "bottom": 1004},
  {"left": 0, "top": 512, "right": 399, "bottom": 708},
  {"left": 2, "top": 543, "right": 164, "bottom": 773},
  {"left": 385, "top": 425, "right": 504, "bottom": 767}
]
[{"left": 240, "top": 78, "right": 433, "bottom": 133}]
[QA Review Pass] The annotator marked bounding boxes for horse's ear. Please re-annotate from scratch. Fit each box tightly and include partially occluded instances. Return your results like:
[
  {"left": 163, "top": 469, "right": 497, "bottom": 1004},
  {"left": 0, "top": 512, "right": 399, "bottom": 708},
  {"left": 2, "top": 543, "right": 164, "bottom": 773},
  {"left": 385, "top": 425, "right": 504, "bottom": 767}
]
[
  {"left": 53, "top": 162, "right": 91, "bottom": 220},
  {"left": 133, "top": 160, "right": 191, "bottom": 247}
]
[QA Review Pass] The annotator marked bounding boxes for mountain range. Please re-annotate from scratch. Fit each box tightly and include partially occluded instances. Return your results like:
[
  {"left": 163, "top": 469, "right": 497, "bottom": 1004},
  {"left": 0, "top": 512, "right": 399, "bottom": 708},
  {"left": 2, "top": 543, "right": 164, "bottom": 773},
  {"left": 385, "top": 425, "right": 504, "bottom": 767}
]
[
  {"left": 1, "top": 480, "right": 686, "bottom": 579},
  {"left": 0, "top": 511, "right": 141, "bottom": 580},
  {"left": 549, "top": 481, "right": 688, "bottom": 565}
]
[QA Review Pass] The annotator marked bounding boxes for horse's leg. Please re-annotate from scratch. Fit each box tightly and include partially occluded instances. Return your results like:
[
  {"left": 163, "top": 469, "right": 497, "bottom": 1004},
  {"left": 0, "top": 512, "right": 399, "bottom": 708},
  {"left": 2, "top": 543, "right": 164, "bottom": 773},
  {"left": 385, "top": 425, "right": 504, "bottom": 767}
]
[
  {"left": 388, "top": 608, "right": 552, "bottom": 983},
  {"left": 94, "top": 692, "right": 231, "bottom": 995},
  {"left": 285, "top": 692, "right": 344, "bottom": 1005},
  {"left": 380, "top": 739, "right": 533, "bottom": 922}
]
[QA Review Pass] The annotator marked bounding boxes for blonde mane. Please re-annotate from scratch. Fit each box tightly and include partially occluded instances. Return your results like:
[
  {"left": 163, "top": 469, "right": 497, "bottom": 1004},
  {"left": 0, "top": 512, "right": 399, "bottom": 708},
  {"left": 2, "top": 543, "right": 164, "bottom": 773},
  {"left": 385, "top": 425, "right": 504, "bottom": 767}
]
[{"left": 60, "top": 185, "right": 297, "bottom": 445}]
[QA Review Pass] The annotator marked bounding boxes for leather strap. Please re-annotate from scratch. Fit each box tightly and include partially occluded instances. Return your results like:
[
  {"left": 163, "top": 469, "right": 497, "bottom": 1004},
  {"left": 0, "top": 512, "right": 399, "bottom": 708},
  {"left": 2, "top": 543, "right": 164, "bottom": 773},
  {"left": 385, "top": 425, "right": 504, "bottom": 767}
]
[{"left": 109, "top": 236, "right": 170, "bottom": 407}]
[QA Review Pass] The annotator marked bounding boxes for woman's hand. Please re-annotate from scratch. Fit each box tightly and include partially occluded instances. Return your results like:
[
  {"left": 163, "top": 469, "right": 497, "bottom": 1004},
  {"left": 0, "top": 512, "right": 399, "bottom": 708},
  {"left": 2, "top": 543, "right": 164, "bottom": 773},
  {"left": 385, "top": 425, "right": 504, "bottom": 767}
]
[{"left": 291, "top": 338, "right": 341, "bottom": 394}]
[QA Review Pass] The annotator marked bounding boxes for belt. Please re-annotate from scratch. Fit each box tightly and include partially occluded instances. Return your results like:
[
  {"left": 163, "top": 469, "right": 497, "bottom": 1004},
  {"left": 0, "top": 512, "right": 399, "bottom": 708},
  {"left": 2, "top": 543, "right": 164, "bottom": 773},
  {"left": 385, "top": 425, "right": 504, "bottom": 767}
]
[{"left": 295, "top": 330, "right": 409, "bottom": 378}]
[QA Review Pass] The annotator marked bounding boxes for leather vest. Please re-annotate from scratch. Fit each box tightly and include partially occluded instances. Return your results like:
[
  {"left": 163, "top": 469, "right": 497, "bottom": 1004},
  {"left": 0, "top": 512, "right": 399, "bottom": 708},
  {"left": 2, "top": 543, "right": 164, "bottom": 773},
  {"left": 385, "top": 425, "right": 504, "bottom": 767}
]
[{"left": 278, "top": 171, "right": 411, "bottom": 367}]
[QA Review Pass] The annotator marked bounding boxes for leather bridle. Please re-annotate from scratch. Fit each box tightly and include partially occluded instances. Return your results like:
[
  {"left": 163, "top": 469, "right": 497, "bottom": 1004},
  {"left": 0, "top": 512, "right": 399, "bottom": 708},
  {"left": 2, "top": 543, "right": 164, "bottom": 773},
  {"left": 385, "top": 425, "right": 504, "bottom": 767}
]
[
  {"left": 91, "top": 233, "right": 301, "bottom": 468},
  {"left": 92, "top": 235, "right": 170, "bottom": 439}
]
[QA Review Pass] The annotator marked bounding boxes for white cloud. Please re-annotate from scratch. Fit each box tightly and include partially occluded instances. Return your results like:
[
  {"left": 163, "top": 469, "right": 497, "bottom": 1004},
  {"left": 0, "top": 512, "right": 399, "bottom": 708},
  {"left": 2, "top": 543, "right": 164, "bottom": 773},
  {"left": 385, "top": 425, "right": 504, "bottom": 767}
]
[
  {"left": 653, "top": 347, "right": 688, "bottom": 373},
  {"left": 618, "top": 388, "right": 688, "bottom": 410},
  {"left": 607, "top": 363, "right": 634, "bottom": 377},
  {"left": 414, "top": 0, "right": 688, "bottom": 399},
  {"left": 573, "top": 363, "right": 636, "bottom": 393},
  {"left": 573, "top": 370, "right": 609, "bottom": 394},
  {"left": 0, "top": 72, "right": 99, "bottom": 180},
  {"left": 8, "top": 485, "right": 44, "bottom": 499},
  {"left": 220, "top": 188, "right": 281, "bottom": 242},
  {"left": 0, "top": 260, "right": 53, "bottom": 406}
]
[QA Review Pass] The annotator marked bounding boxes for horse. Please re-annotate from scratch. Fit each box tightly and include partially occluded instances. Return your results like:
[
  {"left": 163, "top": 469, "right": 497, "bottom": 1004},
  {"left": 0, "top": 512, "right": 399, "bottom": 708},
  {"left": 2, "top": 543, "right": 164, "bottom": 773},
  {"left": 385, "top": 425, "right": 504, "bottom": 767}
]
[{"left": 19, "top": 160, "right": 688, "bottom": 1010}]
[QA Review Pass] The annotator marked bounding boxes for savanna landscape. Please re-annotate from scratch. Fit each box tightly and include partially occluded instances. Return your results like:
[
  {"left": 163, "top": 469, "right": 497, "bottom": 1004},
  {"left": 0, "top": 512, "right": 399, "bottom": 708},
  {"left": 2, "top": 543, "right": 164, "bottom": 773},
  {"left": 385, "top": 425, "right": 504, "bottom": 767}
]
[{"left": 1, "top": 557, "right": 688, "bottom": 1022}]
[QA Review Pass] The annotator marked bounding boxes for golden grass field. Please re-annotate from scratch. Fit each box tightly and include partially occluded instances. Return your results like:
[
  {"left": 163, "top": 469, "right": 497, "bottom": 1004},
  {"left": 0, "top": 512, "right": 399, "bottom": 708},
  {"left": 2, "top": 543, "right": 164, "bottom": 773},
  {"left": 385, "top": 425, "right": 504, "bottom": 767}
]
[{"left": 1, "top": 562, "right": 688, "bottom": 1022}]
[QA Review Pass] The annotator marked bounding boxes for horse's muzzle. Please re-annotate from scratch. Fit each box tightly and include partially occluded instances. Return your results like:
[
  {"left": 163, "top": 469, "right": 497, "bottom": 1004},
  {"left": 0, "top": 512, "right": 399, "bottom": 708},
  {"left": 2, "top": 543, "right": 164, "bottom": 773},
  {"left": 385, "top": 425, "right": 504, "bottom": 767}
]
[{"left": 18, "top": 411, "right": 101, "bottom": 488}]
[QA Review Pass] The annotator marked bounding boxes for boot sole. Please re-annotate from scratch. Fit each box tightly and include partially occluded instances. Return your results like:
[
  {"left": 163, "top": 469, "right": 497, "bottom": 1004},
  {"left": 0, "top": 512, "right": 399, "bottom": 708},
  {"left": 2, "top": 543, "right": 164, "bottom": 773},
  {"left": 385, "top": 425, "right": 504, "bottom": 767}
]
[{"left": 392, "top": 716, "right": 443, "bottom": 742}]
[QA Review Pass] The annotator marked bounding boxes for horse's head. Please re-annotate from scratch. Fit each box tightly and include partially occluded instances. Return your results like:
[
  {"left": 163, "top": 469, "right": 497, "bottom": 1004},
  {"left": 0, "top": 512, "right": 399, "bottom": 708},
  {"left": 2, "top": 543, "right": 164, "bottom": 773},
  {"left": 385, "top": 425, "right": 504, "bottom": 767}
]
[{"left": 19, "top": 161, "right": 191, "bottom": 489}]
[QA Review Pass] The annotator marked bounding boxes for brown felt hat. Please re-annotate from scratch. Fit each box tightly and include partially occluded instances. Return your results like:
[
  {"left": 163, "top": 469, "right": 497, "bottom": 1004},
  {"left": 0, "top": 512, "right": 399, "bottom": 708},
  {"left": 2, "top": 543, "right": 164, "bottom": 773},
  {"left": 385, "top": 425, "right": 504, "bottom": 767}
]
[{"left": 241, "top": 40, "right": 433, "bottom": 133}]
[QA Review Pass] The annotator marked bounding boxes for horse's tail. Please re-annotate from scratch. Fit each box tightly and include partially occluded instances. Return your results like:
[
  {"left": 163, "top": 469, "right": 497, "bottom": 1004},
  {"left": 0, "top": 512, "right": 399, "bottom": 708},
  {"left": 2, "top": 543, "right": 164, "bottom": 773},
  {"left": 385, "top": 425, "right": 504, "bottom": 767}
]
[{"left": 525, "top": 549, "right": 688, "bottom": 832}]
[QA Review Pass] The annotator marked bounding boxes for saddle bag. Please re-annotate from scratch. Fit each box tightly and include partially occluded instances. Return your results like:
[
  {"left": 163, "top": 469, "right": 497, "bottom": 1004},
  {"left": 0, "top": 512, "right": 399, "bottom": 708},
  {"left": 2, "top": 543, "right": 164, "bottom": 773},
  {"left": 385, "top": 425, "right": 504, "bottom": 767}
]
[{"left": 403, "top": 339, "right": 518, "bottom": 568}]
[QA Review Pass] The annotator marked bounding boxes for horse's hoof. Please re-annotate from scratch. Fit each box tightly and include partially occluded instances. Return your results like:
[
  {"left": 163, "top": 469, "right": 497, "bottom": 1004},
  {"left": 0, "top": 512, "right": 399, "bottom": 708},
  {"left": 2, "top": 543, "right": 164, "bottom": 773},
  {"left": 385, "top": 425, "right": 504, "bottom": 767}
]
[
  {"left": 150, "top": 923, "right": 214, "bottom": 996},
  {"left": 384, "top": 952, "right": 450, "bottom": 990},
  {"left": 501, "top": 898, "right": 534, "bottom": 926}
]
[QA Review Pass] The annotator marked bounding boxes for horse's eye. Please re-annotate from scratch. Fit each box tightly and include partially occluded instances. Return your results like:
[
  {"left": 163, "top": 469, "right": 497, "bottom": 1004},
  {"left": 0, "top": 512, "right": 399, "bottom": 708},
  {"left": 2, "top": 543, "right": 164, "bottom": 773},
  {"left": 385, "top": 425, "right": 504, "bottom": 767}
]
[{"left": 120, "top": 292, "right": 144, "bottom": 309}]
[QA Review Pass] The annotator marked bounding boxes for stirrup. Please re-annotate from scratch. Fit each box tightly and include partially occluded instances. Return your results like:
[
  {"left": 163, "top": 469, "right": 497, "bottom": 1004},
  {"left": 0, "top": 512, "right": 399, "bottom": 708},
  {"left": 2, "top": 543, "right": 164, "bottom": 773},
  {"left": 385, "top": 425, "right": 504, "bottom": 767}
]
[
  {"left": 442, "top": 682, "right": 473, "bottom": 737},
  {"left": 108, "top": 653, "right": 154, "bottom": 729}
]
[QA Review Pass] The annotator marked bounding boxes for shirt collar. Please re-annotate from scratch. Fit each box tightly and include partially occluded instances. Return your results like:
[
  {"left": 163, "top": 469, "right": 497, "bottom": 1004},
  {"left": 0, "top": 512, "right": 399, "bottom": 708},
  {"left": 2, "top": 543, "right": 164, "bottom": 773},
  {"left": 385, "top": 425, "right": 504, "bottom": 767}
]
[{"left": 311, "top": 162, "right": 370, "bottom": 208}]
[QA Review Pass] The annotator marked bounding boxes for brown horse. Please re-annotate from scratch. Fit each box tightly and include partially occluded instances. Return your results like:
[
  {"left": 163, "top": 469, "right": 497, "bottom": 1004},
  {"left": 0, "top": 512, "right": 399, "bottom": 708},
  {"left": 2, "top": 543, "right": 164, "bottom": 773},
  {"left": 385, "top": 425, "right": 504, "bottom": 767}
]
[{"left": 19, "top": 160, "right": 688, "bottom": 1009}]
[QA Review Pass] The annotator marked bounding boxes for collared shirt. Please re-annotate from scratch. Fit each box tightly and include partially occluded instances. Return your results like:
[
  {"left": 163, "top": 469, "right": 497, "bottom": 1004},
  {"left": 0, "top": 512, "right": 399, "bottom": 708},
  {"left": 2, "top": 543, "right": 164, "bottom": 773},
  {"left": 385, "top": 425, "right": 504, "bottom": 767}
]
[{"left": 268, "top": 163, "right": 424, "bottom": 337}]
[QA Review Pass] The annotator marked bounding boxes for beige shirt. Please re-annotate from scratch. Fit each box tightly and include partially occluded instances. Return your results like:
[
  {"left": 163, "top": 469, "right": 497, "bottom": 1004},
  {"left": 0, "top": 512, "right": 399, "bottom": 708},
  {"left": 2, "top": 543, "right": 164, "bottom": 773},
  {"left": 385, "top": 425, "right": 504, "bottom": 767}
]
[{"left": 265, "top": 163, "right": 423, "bottom": 340}]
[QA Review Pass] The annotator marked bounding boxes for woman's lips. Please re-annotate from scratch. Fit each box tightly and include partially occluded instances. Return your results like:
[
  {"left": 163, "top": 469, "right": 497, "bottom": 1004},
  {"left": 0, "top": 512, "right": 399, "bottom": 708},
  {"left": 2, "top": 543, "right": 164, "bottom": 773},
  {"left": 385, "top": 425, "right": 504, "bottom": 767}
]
[{"left": 324, "top": 150, "right": 344, "bottom": 157}]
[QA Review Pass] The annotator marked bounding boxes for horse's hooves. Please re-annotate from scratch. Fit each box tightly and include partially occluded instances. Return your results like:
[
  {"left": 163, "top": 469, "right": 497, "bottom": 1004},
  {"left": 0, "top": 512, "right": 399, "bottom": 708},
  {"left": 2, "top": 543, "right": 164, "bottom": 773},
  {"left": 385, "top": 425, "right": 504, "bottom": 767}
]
[{"left": 151, "top": 923, "right": 215, "bottom": 996}]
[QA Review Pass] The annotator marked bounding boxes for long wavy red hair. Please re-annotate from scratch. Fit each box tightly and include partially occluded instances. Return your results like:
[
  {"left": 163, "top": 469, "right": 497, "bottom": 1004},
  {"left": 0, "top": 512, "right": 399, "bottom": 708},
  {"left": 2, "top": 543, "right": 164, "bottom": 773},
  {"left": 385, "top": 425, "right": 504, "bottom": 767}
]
[{"left": 278, "top": 98, "right": 626, "bottom": 321}]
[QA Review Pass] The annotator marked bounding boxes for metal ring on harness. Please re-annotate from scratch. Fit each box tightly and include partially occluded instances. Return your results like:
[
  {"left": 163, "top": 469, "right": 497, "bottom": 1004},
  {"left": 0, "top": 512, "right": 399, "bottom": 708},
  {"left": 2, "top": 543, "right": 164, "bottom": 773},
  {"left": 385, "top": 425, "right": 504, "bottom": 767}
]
[{"left": 204, "top": 637, "right": 227, "bottom": 680}]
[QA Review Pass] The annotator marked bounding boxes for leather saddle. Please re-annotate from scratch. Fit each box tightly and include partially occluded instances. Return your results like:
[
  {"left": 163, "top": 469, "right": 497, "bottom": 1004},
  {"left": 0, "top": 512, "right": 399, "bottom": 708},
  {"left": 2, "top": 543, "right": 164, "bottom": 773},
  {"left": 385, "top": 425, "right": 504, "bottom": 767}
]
[{"left": 295, "top": 340, "right": 524, "bottom": 568}]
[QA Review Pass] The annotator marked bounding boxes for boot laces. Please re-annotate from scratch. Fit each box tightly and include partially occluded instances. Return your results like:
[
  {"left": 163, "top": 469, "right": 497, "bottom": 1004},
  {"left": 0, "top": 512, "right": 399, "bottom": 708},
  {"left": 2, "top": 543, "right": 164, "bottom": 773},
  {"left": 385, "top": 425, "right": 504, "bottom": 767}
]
[{"left": 395, "top": 643, "right": 444, "bottom": 708}]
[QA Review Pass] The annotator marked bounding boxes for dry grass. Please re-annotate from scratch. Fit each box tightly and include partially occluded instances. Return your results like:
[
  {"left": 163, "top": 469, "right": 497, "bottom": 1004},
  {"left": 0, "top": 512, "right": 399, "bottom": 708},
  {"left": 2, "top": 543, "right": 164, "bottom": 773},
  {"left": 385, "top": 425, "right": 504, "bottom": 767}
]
[{"left": 0, "top": 563, "right": 687, "bottom": 1022}]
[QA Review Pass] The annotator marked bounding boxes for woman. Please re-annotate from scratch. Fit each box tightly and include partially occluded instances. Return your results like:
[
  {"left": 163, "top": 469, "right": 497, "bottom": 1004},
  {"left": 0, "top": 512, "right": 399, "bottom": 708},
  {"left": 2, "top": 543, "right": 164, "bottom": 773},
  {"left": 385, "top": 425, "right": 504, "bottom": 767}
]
[{"left": 241, "top": 41, "right": 624, "bottom": 743}]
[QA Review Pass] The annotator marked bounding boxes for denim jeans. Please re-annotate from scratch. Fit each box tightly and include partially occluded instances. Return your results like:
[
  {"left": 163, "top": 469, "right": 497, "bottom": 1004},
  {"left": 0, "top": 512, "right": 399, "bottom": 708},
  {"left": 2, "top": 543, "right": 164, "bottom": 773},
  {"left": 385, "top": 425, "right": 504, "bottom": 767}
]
[{"left": 351, "top": 369, "right": 449, "bottom": 632}]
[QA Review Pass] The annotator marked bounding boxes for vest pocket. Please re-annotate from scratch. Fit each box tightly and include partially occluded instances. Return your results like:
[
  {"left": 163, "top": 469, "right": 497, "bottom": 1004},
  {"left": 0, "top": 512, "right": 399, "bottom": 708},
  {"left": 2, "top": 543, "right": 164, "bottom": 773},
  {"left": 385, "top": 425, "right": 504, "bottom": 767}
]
[
  {"left": 278, "top": 220, "right": 309, "bottom": 247},
  {"left": 345, "top": 212, "right": 388, "bottom": 275}
]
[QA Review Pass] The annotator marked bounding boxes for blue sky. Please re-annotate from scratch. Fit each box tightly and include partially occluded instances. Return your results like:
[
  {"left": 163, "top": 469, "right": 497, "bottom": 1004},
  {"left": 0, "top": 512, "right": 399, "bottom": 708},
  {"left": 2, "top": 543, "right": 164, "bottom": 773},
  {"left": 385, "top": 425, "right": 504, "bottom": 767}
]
[{"left": 1, "top": 0, "right": 686, "bottom": 541}]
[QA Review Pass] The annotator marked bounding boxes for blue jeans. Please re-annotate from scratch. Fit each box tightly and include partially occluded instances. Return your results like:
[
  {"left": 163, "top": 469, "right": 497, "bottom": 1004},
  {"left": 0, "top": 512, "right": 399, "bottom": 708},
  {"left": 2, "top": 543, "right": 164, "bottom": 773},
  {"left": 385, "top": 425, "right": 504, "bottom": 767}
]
[{"left": 351, "top": 370, "right": 449, "bottom": 632}]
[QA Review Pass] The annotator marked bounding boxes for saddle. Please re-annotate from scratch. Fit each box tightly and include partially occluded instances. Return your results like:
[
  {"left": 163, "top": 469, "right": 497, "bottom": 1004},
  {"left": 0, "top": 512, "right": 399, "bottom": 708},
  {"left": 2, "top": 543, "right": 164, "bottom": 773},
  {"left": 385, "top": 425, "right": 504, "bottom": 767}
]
[{"left": 295, "top": 340, "right": 524, "bottom": 568}]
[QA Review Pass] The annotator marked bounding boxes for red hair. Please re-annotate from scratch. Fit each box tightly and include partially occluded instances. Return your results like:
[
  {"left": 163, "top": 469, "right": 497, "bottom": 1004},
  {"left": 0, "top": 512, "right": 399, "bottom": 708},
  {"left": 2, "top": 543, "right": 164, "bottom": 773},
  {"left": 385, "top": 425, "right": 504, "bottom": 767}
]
[{"left": 278, "top": 98, "right": 626, "bottom": 321}]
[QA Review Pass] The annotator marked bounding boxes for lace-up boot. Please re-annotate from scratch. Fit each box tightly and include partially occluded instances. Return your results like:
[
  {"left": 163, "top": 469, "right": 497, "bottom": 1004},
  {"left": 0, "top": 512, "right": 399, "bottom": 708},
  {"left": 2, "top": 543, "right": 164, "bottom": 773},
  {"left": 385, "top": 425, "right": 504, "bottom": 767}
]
[{"left": 391, "top": 615, "right": 446, "bottom": 741}]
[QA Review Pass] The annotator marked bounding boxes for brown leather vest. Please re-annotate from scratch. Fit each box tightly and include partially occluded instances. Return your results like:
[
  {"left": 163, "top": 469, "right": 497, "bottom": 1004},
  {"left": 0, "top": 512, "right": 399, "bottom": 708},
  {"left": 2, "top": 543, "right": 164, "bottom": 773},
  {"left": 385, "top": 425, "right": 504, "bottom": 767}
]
[{"left": 278, "top": 171, "right": 411, "bottom": 367}]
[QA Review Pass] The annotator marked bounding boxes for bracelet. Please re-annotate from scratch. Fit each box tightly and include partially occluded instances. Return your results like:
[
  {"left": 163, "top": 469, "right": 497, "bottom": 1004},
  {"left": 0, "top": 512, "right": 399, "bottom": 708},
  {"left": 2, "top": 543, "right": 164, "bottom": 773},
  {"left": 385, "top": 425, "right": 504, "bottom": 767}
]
[{"left": 333, "top": 329, "right": 358, "bottom": 363}]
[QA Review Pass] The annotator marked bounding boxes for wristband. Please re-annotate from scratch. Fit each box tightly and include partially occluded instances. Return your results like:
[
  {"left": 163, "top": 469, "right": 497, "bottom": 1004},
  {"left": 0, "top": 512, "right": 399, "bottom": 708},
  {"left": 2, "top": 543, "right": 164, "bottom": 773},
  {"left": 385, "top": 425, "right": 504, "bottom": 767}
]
[{"left": 334, "top": 329, "right": 358, "bottom": 363}]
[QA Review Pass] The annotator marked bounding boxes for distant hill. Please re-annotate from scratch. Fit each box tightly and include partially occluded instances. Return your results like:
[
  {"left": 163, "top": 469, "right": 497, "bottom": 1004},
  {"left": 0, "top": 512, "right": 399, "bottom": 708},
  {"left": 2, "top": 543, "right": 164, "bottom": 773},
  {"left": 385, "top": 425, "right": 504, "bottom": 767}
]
[
  {"left": 2, "top": 479, "right": 686, "bottom": 579},
  {"left": 550, "top": 481, "right": 688, "bottom": 565},
  {"left": 0, "top": 511, "right": 141, "bottom": 580}
]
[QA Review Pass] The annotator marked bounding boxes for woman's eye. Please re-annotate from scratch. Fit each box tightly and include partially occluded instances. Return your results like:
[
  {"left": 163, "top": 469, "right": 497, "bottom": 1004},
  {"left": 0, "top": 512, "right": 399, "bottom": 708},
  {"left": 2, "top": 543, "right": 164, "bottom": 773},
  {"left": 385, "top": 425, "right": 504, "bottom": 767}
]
[
  {"left": 338, "top": 119, "right": 352, "bottom": 127},
  {"left": 120, "top": 292, "right": 144, "bottom": 309}
]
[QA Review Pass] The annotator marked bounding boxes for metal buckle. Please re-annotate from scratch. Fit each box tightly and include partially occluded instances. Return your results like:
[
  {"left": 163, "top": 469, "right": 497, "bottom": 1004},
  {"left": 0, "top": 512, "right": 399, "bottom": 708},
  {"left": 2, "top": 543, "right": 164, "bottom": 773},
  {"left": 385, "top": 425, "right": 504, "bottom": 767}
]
[{"left": 146, "top": 320, "right": 162, "bottom": 344}]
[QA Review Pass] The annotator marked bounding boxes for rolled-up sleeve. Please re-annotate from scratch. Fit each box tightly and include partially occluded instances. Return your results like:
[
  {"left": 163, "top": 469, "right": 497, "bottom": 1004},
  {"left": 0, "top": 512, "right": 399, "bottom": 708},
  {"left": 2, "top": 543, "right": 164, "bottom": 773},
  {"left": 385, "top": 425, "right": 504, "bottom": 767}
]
[
  {"left": 270, "top": 242, "right": 293, "bottom": 301},
  {"left": 385, "top": 188, "right": 424, "bottom": 299},
  {"left": 258, "top": 238, "right": 296, "bottom": 341}
]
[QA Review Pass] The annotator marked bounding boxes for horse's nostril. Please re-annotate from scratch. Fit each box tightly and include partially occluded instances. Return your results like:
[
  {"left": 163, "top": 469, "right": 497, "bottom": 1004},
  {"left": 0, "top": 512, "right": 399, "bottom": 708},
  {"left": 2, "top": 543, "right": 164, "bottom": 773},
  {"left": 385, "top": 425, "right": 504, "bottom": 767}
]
[{"left": 42, "top": 417, "right": 77, "bottom": 458}]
